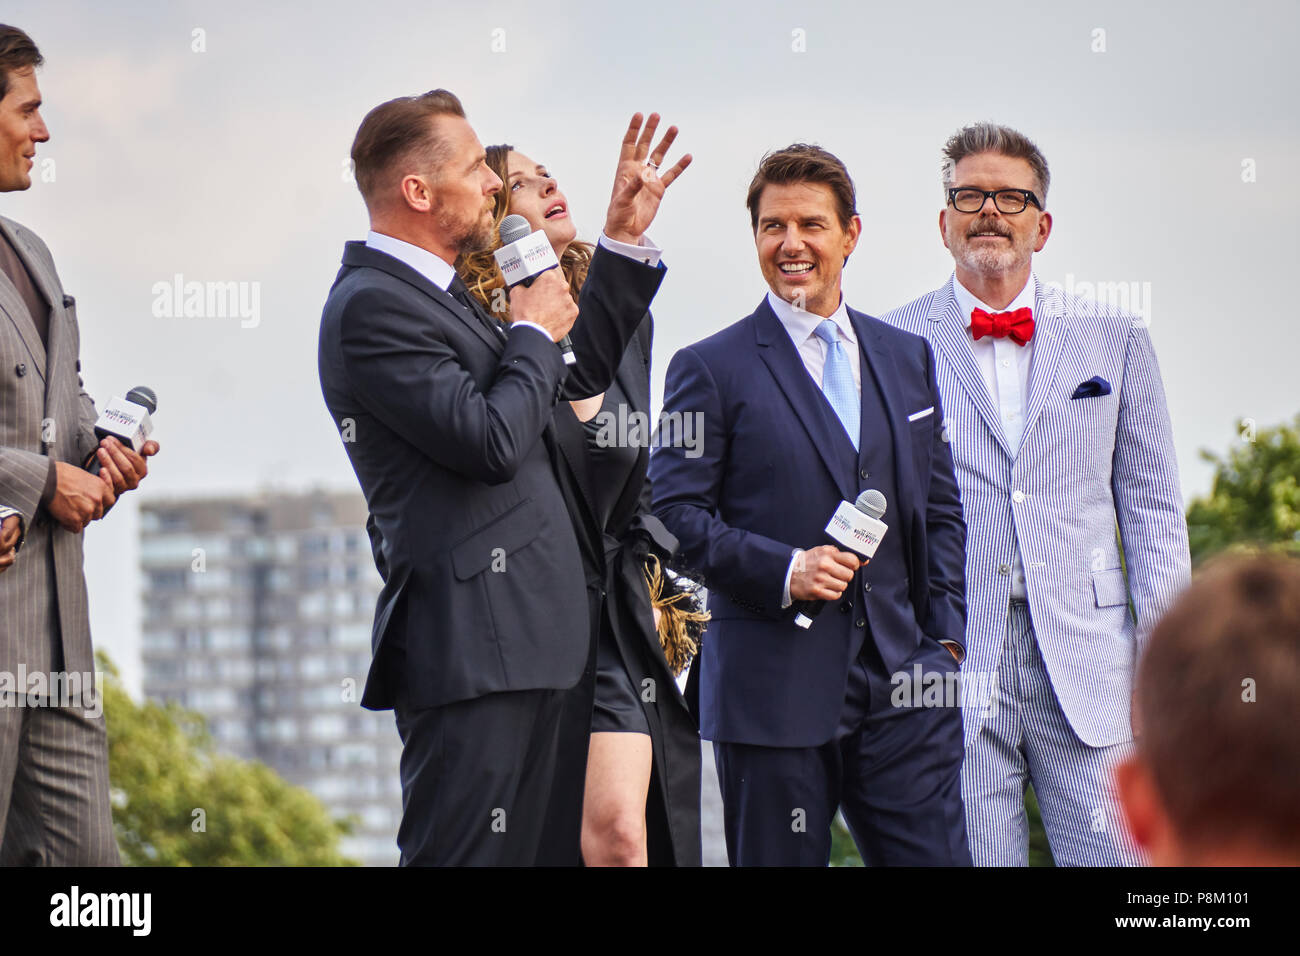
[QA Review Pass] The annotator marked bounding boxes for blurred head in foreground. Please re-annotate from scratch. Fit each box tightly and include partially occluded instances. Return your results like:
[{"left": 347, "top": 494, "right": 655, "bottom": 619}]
[{"left": 1115, "top": 553, "right": 1300, "bottom": 866}]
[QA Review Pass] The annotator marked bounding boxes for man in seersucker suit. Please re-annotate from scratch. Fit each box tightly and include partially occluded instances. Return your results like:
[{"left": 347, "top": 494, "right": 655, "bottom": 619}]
[
  {"left": 0, "top": 24, "right": 159, "bottom": 865},
  {"left": 882, "top": 123, "right": 1190, "bottom": 866}
]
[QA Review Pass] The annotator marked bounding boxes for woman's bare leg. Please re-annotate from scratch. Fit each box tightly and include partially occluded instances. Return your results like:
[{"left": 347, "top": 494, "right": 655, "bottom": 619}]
[{"left": 580, "top": 731, "right": 653, "bottom": 866}]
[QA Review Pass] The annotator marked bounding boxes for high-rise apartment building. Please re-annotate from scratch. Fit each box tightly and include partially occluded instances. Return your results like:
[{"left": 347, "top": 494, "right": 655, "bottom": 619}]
[{"left": 140, "top": 490, "right": 401, "bottom": 866}]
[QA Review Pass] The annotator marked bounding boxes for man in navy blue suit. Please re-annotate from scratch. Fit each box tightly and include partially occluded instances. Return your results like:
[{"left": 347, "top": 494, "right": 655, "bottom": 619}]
[{"left": 650, "top": 145, "right": 971, "bottom": 865}]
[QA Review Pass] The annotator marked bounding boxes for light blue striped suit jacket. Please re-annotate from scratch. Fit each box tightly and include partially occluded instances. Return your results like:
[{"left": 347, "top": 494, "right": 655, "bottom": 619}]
[{"left": 882, "top": 275, "right": 1189, "bottom": 747}]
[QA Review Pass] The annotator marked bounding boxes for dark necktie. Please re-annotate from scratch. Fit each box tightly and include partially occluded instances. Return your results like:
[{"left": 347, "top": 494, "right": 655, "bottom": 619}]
[{"left": 448, "top": 275, "right": 507, "bottom": 343}]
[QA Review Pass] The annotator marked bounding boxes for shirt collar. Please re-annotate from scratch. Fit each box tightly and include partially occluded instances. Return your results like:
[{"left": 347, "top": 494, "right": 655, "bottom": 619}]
[
  {"left": 952, "top": 273, "right": 1037, "bottom": 329},
  {"left": 766, "top": 290, "right": 855, "bottom": 346},
  {"left": 365, "top": 230, "right": 457, "bottom": 291}
]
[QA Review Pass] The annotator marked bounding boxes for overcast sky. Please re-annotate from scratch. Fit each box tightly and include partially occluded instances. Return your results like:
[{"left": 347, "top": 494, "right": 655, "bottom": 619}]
[{"left": 5, "top": 0, "right": 1296, "bottom": 695}]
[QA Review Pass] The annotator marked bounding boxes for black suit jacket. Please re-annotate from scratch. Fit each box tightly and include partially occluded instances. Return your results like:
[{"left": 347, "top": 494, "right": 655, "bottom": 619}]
[{"left": 318, "top": 241, "right": 664, "bottom": 711}]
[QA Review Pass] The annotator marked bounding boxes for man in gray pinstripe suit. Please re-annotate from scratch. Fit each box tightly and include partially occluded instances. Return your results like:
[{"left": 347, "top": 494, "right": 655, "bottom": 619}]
[
  {"left": 883, "top": 124, "right": 1190, "bottom": 866},
  {"left": 0, "top": 25, "right": 159, "bottom": 865}
]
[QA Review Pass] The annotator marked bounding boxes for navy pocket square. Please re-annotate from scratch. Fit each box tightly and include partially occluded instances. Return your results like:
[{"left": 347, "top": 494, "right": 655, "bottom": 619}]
[{"left": 1070, "top": 376, "right": 1111, "bottom": 400}]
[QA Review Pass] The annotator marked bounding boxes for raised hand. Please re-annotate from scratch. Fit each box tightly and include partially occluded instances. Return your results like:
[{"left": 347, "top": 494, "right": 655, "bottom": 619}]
[{"left": 603, "top": 112, "right": 692, "bottom": 246}]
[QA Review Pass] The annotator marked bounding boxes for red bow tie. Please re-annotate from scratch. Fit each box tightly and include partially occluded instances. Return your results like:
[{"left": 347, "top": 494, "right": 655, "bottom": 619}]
[{"left": 971, "top": 307, "right": 1034, "bottom": 346}]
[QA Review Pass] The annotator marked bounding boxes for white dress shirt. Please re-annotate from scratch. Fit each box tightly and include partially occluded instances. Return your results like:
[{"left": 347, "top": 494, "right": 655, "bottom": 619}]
[
  {"left": 365, "top": 229, "right": 662, "bottom": 341},
  {"left": 768, "top": 290, "right": 861, "bottom": 393},
  {"left": 952, "top": 273, "right": 1036, "bottom": 600}
]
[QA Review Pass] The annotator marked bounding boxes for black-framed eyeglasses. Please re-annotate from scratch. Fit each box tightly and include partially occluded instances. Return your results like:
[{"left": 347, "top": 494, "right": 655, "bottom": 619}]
[{"left": 947, "top": 187, "right": 1042, "bottom": 215}]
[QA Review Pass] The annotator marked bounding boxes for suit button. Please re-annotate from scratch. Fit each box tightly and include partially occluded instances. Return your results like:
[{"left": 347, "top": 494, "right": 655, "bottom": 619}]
[
  {"left": 855, "top": 618, "right": 866, "bottom": 629},
  {"left": 859, "top": 469, "right": 869, "bottom": 479},
  {"left": 1012, "top": 490, "right": 1025, "bottom": 503},
  {"left": 863, "top": 582, "right": 872, "bottom": 592},
  {"left": 15, "top": 363, "right": 25, "bottom": 377},
  {"left": 839, "top": 602, "right": 850, "bottom": 613},
  {"left": 998, "top": 564, "right": 1011, "bottom": 575}
]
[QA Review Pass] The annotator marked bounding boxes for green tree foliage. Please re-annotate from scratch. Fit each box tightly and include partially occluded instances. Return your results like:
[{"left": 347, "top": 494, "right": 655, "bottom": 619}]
[
  {"left": 1025, "top": 785, "right": 1054, "bottom": 867},
  {"left": 1186, "top": 415, "right": 1300, "bottom": 563},
  {"left": 99, "top": 652, "right": 356, "bottom": 866},
  {"left": 830, "top": 813, "right": 862, "bottom": 867}
]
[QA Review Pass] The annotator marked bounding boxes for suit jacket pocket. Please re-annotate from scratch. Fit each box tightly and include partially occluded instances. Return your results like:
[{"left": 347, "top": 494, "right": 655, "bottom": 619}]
[
  {"left": 908, "top": 414, "right": 934, "bottom": 479},
  {"left": 451, "top": 497, "right": 542, "bottom": 580},
  {"left": 1091, "top": 567, "right": 1129, "bottom": 607}
]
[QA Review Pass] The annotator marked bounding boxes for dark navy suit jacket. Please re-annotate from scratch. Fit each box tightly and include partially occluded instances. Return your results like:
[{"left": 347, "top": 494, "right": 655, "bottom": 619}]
[{"left": 650, "top": 297, "right": 967, "bottom": 748}]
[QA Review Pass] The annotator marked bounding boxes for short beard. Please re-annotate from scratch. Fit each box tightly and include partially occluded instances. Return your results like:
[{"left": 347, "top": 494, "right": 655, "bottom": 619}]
[
  {"left": 457, "top": 215, "right": 497, "bottom": 255},
  {"left": 955, "top": 242, "right": 1026, "bottom": 276},
  {"left": 437, "top": 200, "right": 497, "bottom": 258},
  {"left": 950, "top": 227, "right": 1033, "bottom": 278}
]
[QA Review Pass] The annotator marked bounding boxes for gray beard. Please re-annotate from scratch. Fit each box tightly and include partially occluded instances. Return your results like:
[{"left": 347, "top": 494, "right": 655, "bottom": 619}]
[{"left": 954, "top": 239, "right": 1029, "bottom": 277}]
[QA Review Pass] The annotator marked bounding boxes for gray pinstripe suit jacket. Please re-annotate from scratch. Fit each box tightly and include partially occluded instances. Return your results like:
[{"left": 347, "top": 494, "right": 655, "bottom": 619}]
[
  {"left": 883, "top": 275, "right": 1190, "bottom": 748},
  {"left": 0, "top": 215, "right": 99, "bottom": 693}
]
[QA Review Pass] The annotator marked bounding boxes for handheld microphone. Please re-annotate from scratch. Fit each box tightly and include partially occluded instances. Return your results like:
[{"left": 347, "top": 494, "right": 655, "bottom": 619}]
[
  {"left": 85, "top": 385, "right": 157, "bottom": 476},
  {"left": 495, "top": 214, "right": 575, "bottom": 366},
  {"left": 793, "top": 489, "right": 888, "bottom": 630}
]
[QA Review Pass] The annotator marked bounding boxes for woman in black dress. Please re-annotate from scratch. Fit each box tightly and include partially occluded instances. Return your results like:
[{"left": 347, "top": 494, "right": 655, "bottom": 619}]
[{"left": 460, "top": 144, "right": 704, "bottom": 865}]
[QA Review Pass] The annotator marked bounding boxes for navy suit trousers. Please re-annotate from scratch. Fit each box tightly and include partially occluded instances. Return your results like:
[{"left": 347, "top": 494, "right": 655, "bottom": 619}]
[{"left": 714, "top": 632, "right": 971, "bottom": 866}]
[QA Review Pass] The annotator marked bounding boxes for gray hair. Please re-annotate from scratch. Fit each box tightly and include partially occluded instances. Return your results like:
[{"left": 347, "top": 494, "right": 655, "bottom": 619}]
[{"left": 941, "top": 123, "right": 1050, "bottom": 205}]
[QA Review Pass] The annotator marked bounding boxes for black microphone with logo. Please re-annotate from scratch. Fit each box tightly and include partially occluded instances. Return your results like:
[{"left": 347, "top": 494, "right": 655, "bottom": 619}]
[
  {"left": 793, "top": 489, "right": 888, "bottom": 629},
  {"left": 84, "top": 386, "right": 157, "bottom": 476},
  {"left": 493, "top": 213, "right": 576, "bottom": 366}
]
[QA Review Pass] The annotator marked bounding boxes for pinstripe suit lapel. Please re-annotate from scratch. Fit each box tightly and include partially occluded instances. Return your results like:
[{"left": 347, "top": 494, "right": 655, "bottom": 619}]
[
  {"left": 926, "top": 280, "right": 1012, "bottom": 459},
  {"left": 11, "top": 222, "right": 75, "bottom": 443},
  {"left": 43, "top": 302, "right": 73, "bottom": 457},
  {"left": 753, "top": 300, "right": 855, "bottom": 501},
  {"left": 0, "top": 218, "right": 47, "bottom": 387},
  {"left": 1020, "top": 281, "right": 1070, "bottom": 452}
]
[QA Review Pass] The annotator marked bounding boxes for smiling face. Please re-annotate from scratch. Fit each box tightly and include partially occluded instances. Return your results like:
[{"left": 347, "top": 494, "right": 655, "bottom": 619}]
[
  {"left": 504, "top": 150, "right": 577, "bottom": 255},
  {"left": 754, "top": 181, "right": 860, "bottom": 318},
  {"left": 940, "top": 151, "right": 1051, "bottom": 285},
  {"left": 0, "top": 67, "right": 49, "bottom": 192}
]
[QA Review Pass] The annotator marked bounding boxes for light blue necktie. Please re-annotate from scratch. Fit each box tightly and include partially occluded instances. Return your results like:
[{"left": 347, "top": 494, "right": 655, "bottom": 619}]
[{"left": 814, "top": 319, "right": 859, "bottom": 451}]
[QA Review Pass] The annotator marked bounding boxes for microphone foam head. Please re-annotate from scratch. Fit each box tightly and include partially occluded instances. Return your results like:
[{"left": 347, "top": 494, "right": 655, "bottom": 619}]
[
  {"left": 499, "top": 214, "right": 532, "bottom": 245},
  {"left": 125, "top": 385, "right": 158, "bottom": 413},
  {"left": 855, "top": 489, "right": 886, "bottom": 519}
]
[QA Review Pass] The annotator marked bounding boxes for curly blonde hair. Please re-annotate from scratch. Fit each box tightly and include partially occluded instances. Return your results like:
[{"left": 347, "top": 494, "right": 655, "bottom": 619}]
[{"left": 456, "top": 144, "right": 595, "bottom": 317}]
